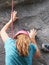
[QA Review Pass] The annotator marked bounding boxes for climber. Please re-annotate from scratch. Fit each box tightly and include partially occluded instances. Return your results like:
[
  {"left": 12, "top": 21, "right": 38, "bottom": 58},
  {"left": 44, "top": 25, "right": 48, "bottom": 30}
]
[{"left": 0, "top": 11, "right": 40, "bottom": 65}]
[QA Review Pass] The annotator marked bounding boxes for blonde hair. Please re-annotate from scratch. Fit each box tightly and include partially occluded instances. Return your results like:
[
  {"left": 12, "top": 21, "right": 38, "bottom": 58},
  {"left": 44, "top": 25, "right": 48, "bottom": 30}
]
[{"left": 16, "top": 34, "right": 31, "bottom": 56}]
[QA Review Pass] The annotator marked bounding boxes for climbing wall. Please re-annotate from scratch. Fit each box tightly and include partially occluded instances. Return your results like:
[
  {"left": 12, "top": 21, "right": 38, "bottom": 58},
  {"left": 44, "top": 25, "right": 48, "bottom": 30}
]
[{"left": 0, "top": 0, "right": 49, "bottom": 65}]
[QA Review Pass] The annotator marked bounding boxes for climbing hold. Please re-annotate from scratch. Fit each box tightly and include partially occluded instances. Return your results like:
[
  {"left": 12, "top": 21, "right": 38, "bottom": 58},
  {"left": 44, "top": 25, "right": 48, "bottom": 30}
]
[{"left": 41, "top": 43, "right": 49, "bottom": 53}]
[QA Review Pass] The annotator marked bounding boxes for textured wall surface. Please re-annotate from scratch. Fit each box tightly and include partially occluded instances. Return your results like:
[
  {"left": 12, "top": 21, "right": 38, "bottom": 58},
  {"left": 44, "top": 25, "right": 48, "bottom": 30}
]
[
  {"left": 0, "top": 0, "right": 49, "bottom": 65},
  {"left": 0, "top": 0, "right": 42, "bottom": 7}
]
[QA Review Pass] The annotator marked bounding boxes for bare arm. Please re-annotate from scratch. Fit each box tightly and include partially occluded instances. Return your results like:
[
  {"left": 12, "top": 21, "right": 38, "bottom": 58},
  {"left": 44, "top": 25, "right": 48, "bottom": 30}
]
[
  {"left": 0, "top": 11, "right": 18, "bottom": 43},
  {"left": 0, "top": 19, "right": 12, "bottom": 42},
  {"left": 31, "top": 38, "right": 41, "bottom": 58},
  {"left": 29, "top": 29, "right": 41, "bottom": 58}
]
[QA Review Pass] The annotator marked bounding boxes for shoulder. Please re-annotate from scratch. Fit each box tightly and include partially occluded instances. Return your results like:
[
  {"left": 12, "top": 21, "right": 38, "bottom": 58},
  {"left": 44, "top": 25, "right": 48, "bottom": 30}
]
[
  {"left": 29, "top": 43, "right": 37, "bottom": 55},
  {"left": 4, "top": 37, "right": 16, "bottom": 47},
  {"left": 4, "top": 37, "right": 16, "bottom": 49},
  {"left": 4, "top": 38, "right": 15, "bottom": 44},
  {"left": 29, "top": 43, "right": 37, "bottom": 49}
]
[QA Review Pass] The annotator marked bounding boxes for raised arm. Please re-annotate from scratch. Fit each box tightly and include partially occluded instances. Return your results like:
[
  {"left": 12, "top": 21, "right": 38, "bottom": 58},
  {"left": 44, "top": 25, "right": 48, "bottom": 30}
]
[
  {"left": 0, "top": 11, "right": 18, "bottom": 43},
  {"left": 29, "top": 29, "right": 41, "bottom": 58}
]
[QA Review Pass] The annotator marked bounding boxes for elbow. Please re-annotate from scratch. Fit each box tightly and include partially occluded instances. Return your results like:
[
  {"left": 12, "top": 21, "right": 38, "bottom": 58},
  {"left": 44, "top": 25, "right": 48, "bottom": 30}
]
[
  {"left": 36, "top": 54, "right": 40, "bottom": 58},
  {"left": 35, "top": 54, "right": 40, "bottom": 58},
  {"left": 1, "top": 29, "right": 5, "bottom": 33},
  {"left": 34, "top": 51, "right": 41, "bottom": 58},
  {"left": 0, "top": 30, "right": 3, "bottom": 34},
  {"left": 0, "top": 30, "right": 2, "bottom": 35},
  {"left": 0, "top": 30, "right": 2, "bottom": 36},
  {"left": 0, "top": 30, "right": 5, "bottom": 36}
]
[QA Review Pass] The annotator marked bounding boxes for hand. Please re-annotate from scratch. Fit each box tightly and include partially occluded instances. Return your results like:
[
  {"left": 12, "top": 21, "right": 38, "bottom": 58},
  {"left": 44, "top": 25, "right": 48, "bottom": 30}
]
[
  {"left": 29, "top": 29, "right": 37, "bottom": 39},
  {"left": 11, "top": 11, "right": 18, "bottom": 22}
]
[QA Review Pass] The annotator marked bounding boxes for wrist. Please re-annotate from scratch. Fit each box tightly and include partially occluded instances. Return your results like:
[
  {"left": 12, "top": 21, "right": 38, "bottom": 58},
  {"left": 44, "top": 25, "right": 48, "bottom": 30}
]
[
  {"left": 30, "top": 35, "right": 35, "bottom": 40},
  {"left": 10, "top": 19, "right": 12, "bottom": 22},
  {"left": 31, "top": 37, "right": 36, "bottom": 44},
  {"left": 9, "top": 19, "right": 13, "bottom": 24}
]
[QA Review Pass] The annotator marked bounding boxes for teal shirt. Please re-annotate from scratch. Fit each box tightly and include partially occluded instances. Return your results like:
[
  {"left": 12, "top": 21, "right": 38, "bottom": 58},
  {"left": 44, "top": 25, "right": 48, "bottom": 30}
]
[{"left": 4, "top": 38, "right": 36, "bottom": 65}]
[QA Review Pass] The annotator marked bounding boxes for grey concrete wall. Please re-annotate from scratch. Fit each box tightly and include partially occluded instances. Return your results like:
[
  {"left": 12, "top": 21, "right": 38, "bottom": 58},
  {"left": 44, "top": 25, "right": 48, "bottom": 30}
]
[
  {"left": 0, "top": 0, "right": 42, "bottom": 7},
  {"left": 0, "top": 0, "right": 49, "bottom": 65}
]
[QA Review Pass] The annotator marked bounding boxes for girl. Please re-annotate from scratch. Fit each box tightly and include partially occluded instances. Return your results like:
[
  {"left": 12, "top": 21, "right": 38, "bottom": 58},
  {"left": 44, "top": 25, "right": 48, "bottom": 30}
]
[{"left": 0, "top": 11, "right": 40, "bottom": 65}]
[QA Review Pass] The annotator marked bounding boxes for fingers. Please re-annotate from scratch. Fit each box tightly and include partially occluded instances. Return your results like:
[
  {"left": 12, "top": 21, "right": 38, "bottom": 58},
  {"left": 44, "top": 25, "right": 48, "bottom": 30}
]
[
  {"left": 11, "top": 11, "right": 17, "bottom": 14},
  {"left": 11, "top": 10, "right": 19, "bottom": 21},
  {"left": 11, "top": 11, "right": 17, "bottom": 17},
  {"left": 32, "top": 29, "right": 37, "bottom": 32},
  {"left": 13, "top": 11, "right": 17, "bottom": 15},
  {"left": 29, "top": 28, "right": 37, "bottom": 38},
  {"left": 30, "top": 29, "right": 37, "bottom": 35}
]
